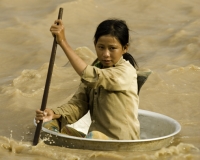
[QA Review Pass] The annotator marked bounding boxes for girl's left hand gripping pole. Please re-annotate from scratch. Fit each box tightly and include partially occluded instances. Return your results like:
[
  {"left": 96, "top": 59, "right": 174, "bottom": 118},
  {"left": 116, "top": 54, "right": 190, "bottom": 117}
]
[{"left": 33, "top": 8, "right": 63, "bottom": 146}]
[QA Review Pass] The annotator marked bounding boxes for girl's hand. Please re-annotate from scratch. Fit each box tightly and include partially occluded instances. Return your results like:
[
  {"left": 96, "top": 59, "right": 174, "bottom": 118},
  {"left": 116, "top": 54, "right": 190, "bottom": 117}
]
[
  {"left": 50, "top": 19, "right": 66, "bottom": 45},
  {"left": 35, "top": 108, "right": 54, "bottom": 123}
]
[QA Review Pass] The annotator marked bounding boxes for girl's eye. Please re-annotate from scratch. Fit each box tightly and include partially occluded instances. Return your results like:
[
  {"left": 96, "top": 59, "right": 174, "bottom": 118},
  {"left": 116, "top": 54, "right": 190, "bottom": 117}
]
[
  {"left": 98, "top": 46, "right": 104, "bottom": 49},
  {"left": 110, "top": 47, "right": 116, "bottom": 50}
]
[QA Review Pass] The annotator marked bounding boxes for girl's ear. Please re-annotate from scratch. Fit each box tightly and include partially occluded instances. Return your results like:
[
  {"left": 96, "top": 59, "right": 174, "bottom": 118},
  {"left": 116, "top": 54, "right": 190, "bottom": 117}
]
[{"left": 123, "top": 43, "right": 129, "bottom": 53}]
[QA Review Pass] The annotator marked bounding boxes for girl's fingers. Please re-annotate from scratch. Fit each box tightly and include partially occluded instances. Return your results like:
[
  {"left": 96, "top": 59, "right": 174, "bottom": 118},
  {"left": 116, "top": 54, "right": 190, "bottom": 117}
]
[
  {"left": 36, "top": 109, "right": 43, "bottom": 114},
  {"left": 35, "top": 119, "right": 40, "bottom": 123},
  {"left": 37, "top": 113, "right": 43, "bottom": 117},
  {"left": 35, "top": 115, "right": 43, "bottom": 120},
  {"left": 35, "top": 114, "right": 43, "bottom": 119},
  {"left": 35, "top": 110, "right": 46, "bottom": 121},
  {"left": 43, "top": 111, "right": 47, "bottom": 116},
  {"left": 35, "top": 108, "right": 53, "bottom": 123},
  {"left": 54, "top": 19, "right": 63, "bottom": 25}
]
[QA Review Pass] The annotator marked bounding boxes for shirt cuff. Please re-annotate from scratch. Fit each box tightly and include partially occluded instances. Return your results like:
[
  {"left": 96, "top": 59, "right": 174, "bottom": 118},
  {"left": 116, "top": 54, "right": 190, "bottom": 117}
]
[{"left": 51, "top": 108, "right": 68, "bottom": 129}]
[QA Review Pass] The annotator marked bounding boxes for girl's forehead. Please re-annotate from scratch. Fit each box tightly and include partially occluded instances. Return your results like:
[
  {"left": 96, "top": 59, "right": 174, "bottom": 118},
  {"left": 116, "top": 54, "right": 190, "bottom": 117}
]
[{"left": 97, "top": 35, "right": 121, "bottom": 45}]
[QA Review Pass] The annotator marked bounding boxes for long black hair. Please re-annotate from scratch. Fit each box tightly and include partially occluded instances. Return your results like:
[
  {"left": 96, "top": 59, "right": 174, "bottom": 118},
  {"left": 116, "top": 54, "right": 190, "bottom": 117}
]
[
  {"left": 93, "top": 19, "right": 138, "bottom": 69},
  {"left": 123, "top": 53, "right": 138, "bottom": 69}
]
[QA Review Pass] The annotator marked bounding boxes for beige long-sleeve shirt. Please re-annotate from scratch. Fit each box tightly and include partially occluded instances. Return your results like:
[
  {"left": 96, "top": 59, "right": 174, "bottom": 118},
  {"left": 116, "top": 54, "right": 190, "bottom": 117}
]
[{"left": 52, "top": 57, "right": 140, "bottom": 140}]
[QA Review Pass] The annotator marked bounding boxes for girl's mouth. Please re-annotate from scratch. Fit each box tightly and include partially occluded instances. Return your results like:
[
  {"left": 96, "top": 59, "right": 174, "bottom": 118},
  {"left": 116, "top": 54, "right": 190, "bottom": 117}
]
[{"left": 103, "top": 60, "right": 111, "bottom": 63}]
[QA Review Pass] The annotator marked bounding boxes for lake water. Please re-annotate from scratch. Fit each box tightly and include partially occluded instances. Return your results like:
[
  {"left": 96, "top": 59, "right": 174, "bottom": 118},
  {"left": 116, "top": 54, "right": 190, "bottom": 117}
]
[{"left": 0, "top": 0, "right": 199, "bottom": 159}]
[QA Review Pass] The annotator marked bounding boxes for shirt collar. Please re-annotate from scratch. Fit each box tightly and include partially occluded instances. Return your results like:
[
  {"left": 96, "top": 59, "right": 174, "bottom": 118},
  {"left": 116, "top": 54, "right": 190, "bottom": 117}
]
[
  {"left": 113, "top": 56, "right": 125, "bottom": 67},
  {"left": 93, "top": 56, "right": 125, "bottom": 68}
]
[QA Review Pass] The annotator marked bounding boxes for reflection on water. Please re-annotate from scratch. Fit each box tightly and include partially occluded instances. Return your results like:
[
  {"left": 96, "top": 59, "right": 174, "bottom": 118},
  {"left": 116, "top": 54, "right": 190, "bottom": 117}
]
[{"left": 0, "top": 0, "right": 199, "bottom": 159}]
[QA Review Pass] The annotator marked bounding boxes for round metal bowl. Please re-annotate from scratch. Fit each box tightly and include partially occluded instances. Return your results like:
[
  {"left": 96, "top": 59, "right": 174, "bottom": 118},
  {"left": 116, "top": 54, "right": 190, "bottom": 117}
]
[{"left": 34, "top": 109, "right": 181, "bottom": 151}]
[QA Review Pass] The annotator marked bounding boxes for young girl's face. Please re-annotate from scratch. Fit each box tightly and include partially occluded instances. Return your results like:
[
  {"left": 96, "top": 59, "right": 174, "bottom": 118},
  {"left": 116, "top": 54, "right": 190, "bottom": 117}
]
[{"left": 95, "top": 35, "right": 128, "bottom": 68}]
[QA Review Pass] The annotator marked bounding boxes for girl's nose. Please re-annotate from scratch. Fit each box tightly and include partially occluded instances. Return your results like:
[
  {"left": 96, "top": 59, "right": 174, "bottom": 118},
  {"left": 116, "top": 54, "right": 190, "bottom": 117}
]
[{"left": 103, "top": 49, "right": 110, "bottom": 57}]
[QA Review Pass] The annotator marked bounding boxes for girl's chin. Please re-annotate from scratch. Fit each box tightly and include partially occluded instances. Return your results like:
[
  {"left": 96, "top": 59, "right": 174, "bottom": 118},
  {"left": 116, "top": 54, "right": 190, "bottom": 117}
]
[
  {"left": 102, "top": 62, "right": 113, "bottom": 68},
  {"left": 102, "top": 64, "right": 113, "bottom": 68}
]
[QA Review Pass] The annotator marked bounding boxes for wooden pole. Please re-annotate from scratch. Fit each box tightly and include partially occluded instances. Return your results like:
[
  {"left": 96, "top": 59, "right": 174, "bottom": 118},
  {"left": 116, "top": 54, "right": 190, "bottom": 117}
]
[{"left": 33, "top": 8, "right": 63, "bottom": 146}]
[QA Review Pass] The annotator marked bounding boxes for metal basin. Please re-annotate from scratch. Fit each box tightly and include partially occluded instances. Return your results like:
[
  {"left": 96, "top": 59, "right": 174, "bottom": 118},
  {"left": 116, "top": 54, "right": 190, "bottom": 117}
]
[{"left": 36, "top": 109, "right": 181, "bottom": 151}]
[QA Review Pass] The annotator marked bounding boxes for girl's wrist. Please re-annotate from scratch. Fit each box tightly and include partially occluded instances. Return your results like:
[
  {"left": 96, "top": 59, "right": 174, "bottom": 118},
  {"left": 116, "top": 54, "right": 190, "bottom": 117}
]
[{"left": 51, "top": 110, "right": 61, "bottom": 119}]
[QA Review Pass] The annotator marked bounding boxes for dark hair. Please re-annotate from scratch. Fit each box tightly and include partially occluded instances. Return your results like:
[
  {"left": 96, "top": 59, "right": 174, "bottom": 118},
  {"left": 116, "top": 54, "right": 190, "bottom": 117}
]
[
  {"left": 123, "top": 53, "right": 138, "bottom": 69},
  {"left": 94, "top": 19, "right": 138, "bottom": 69},
  {"left": 94, "top": 19, "right": 129, "bottom": 47}
]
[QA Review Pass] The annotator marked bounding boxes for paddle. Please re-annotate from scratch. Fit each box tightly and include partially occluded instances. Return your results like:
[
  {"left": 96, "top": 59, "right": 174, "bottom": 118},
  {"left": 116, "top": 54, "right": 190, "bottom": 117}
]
[{"left": 33, "top": 7, "right": 63, "bottom": 146}]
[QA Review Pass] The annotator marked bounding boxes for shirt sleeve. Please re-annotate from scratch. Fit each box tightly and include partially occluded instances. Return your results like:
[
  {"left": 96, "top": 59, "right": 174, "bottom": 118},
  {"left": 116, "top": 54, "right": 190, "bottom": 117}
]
[
  {"left": 52, "top": 83, "right": 89, "bottom": 125},
  {"left": 81, "top": 61, "right": 137, "bottom": 91}
]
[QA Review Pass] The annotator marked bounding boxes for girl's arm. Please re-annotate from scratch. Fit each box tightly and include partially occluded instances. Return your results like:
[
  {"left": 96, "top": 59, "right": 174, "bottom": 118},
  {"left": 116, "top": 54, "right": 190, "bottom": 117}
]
[{"left": 50, "top": 19, "right": 87, "bottom": 76}]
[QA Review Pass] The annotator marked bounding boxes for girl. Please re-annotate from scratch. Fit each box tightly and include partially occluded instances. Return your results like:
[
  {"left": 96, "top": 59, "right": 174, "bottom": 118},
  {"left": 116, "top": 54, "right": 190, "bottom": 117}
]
[{"left": 35, "top": 19, "right": 140, "bottom": 140}]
